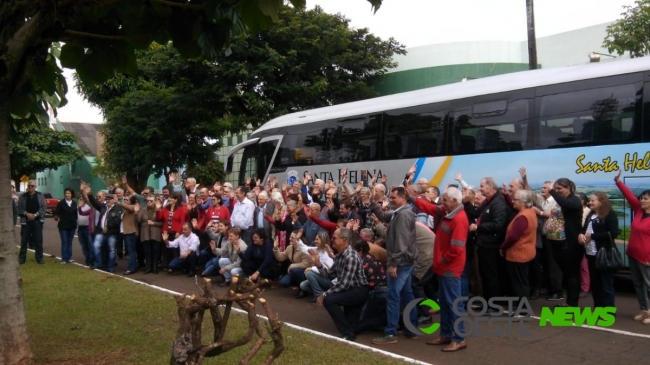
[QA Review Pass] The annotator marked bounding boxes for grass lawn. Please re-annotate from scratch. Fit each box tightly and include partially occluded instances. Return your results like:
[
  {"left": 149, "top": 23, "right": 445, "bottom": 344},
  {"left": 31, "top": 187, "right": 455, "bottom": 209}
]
[{"left": 20, "top": 253, "right": 408, "bottom": 365}]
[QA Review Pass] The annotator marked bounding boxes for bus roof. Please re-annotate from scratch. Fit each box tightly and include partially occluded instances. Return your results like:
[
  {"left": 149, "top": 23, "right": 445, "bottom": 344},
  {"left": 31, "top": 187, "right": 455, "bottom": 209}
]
[{"left": 253, "top": 56, "right": 650, "bottom": 136}]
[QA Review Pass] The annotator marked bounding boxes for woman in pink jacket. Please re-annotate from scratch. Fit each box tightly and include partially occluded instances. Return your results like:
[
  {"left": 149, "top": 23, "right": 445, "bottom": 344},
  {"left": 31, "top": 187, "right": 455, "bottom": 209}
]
[{"left": 614, "top": 170, "right": 650, "bottom": 324}]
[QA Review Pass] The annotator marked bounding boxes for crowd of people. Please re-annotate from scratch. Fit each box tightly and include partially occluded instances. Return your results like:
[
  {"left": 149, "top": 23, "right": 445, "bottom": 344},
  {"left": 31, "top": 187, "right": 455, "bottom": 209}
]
[{"left": 15, "top": 165, "right": 650, "bottom": 352}]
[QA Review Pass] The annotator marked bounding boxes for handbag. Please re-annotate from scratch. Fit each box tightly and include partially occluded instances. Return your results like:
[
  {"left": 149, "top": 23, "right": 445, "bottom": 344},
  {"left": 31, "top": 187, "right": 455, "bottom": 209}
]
[{"left": 595, "top": 233, "right": 623, "bottom": 271}]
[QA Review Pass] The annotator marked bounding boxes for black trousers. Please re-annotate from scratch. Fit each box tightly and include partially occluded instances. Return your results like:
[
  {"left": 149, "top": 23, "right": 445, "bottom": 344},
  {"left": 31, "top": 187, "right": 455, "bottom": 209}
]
[
  {"left": 19, "top": 221, "right": 43, "bottom": 262},
  {"left": 478, "top": 247, "right": 510, "bottom": 300},
  {"left": 586, "top": 255, "right": 616, "bottom": 308},
  {"left": 544, "top": 238, "right": 564, "bottom": 294},
  {"left": 142, "top": 240, "right": 161, "bottom": 269},
  {"left": 241, "top": 258, "right": 279, "bottom": 279},
  {"left": 323, "top": 285, "right": 370, "bottom": 337},
  {"left": 412, "top": 268, "right": 435, "bottom": 317},
  {"left": 528, "top": 248, "right": 544, "bottom": 291},
  {"left": 552, "top": 241, "right": 583, "bottom": 306},
  {"left": 507, "top": 261, "right": 530, "bottom": 308},
  {"left": 161, "top": 232, "right": 179, "bottom": 266}
]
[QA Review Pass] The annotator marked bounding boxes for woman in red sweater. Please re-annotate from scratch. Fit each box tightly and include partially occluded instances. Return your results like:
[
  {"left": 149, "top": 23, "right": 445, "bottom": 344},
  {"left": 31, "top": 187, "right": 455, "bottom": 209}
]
[
  {"left": 156, "top": 191, "right": 188, "bottom": 268},
  {"left": 614, "top": 170, "right": 650, "bottom": 324}
]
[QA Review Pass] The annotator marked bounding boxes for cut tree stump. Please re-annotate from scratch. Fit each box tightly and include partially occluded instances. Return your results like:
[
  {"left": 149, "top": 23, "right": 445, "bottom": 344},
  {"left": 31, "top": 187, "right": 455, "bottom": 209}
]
[{"left": 170, "top": 276, "right": 284, "bottom": 365}]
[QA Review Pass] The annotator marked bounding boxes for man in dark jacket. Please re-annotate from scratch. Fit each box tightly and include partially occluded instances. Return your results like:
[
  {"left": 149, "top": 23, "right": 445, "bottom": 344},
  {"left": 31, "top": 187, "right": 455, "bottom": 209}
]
[
  {"left": 81, "top": 183, "right": 123, "bottom": 273},
  {"left": 372, "top": 187, "right": 419, "bottom": 345},
  {"left": 17, "top": 180, "right": 46, "bottom": 264},
  {"left": 470, "top": 177, "right": 509, "bottom": 309}
]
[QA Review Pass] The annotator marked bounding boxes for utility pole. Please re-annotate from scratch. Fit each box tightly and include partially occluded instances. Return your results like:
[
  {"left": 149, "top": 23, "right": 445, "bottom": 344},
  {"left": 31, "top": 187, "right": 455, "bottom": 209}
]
[{"left": 526, "top": 0, "right": 538, "bottom": 70}]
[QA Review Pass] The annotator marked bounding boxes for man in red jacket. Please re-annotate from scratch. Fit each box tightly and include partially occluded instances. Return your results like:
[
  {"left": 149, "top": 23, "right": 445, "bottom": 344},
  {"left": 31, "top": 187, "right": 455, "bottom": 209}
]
[{"left": 412, "top": 186, "right": 468, "bottom": 352}]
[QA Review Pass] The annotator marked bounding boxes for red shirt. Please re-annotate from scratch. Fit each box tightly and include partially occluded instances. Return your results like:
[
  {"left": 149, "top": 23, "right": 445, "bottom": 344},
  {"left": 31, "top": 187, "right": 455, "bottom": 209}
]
[
  {"left": 202, "top": 205, "right": 231, "bottom": 230},
  {"left": 617, "top": 181, "right": 650, "bottom": 264},
  {"left": 157, "top": 204, "right": 189, "bottom": 233}
]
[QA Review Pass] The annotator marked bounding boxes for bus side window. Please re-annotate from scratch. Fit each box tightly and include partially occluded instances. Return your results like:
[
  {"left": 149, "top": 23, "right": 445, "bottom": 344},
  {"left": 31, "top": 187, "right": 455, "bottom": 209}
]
[
  {"left": 330, "top": 115, "right": 381, "bottom": 163},
  {"left": 452, "top": 98, "right": 530, "bottom": 154},
  {"left": 382, "top": 103, "right": 447, "bottom": 159},
  {"left": 537, "top": 83, "right": 638, "bottom": 148}
]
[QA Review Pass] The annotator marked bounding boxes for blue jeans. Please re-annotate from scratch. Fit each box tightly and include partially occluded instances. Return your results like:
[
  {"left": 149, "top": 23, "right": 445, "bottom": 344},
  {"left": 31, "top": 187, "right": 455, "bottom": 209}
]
[
  {"left": 300, "top": 270, "right": 333, "bottom": 296},
  {"left": 199, "top": 248, "right": 214, "bottom": 266},
  {"left": 93, "top": 233, "right": 118, "bottom": 273},
  {"left": 124, "top": 234, "right": 138, "bottom": 272},
  {"left": 280, "top": 267, "right": 307, "bottom": 288},
  {"left": 439, "top": 276, "right": 465, "bottom": 343},
  {"left": 385, "top": 264, "right": 417, "bottom": 336},
  {"left": 218, "top": 258, "right": 243, "bottom": 281},
  {"left": 203, "top": 257, "right": 221, "bottom": 276},
  {"left": 59, "top": 228, "right": 75, "bottom": 263},
  {"left": 77, "top": 226, "right": 93, "bottom": 266}
]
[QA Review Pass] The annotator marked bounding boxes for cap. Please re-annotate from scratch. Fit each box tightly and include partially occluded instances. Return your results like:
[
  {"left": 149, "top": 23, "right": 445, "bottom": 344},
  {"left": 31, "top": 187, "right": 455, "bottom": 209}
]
[{"left": 106, "top": 194, "right": 115, "bottom": 199}]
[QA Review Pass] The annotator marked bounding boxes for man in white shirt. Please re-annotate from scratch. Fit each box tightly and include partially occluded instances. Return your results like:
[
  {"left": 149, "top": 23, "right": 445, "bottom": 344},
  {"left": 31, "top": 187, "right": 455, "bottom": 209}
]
[
  {"left": 231, "top": 186, "right": 255, "bottom": 245},
  {"left": 163, "top": 223, "right": 200, "bottom": 277}
]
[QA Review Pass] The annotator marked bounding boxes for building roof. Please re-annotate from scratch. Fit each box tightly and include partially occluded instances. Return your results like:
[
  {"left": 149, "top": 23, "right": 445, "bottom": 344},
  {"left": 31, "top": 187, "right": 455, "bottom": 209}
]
[{"left": 59, "top": 122, "right": 101, "bottom": 156}]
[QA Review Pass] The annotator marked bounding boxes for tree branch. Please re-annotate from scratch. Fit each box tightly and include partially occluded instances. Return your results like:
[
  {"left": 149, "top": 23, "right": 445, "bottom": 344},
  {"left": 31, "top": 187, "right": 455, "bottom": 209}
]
[
  {"left": 64, "top": 29, "right": 130, "bottom": 40},
  {"left": 148, "top": 0, "right": 204, "bottom": 11}
]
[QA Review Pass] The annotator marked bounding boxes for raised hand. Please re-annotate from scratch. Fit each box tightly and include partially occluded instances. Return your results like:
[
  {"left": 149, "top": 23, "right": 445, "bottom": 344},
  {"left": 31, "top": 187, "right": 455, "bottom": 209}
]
[
  {"left": 282, "top": 182, "right": 290, "bottom": 192},
  {"left": 246, "top": 177, "right": 252, "bottom": 185},
  {"left": 155, "top": 201, "right": 162, "bottom": 210},
  {"left": 455, "top": 173, "right": 462, "bottom": 181},
  {"left": 614, "top": 169, "right": 622, "bottom": 183},
  {"left": 351, "top": 219, "right": 360, "bottom": 232},
  {"left": 341, "top": 168, "right": 348, "bottom": 183},
  {"left": 77, "top": 199, "right": 85, "bottom": 207},
  {"left": 122, "top": 175, "right": 128, "bottom": 185},
  {"left": 381, "top": 199, "right": 389, "bottom": 210},
  {"left": 191, "top": 218, "right": 198, "bottom": 228},
  {"left": 304, "top": 172, "right": 312, "bottom": 184},
  {"left": 501, "top": 183, "right": 508, "bottom": 195},
  {"left": 168, "top": 172, "right": 176, "bottom": 183},
  {"left": 273, "top": 236, "right": 279, "bottom": 249},
  {"left": 256, "top": 179, "right": 261, "bottom": 187},
  {"left": 381, "top": 174, "right": 387, "bottom": 184},
  {"left": 162, "top": 231, "right": 169, "bottom": 241},
  {"left": 371, "top": 213, "right": 380, "bottom": 224},
  {"left": 209, "top": 240, "right": 216, "bottom": 250},
  {"left": 133, "top": 202, "right": 140, "bottom": 213},
  {"left": 356, "top": 182, "right": 363, "bottom": 192},
  {"left": 519, "top": 167, "right": 527, "bottom": 179},
  {"left": 408, "top": 164, "right": 416, "bottom": 176}
]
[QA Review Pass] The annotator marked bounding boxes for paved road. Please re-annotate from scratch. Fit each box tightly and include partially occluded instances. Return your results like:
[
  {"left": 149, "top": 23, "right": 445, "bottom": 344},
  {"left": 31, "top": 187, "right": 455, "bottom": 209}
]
[{"left": 17, "top": 220, "right": 650, "bottom": 365}]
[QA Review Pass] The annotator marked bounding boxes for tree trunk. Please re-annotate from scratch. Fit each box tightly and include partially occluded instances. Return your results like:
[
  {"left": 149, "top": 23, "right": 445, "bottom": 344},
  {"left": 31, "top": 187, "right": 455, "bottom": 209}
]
[{"left": 0, "top": 106, "right": 32, "bottom": 365}]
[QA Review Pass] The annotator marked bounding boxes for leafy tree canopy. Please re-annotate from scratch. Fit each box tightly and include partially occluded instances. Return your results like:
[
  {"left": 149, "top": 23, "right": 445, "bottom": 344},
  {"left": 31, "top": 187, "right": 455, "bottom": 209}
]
[
  {"left": 77, "top": 6, "right": 404, "bottom": 189},
  {"left": 603, "top": 0, "right": 650, "bottom": 57},
  {"left": 8, "top": 125, "right": 83, "bottom": 188}
]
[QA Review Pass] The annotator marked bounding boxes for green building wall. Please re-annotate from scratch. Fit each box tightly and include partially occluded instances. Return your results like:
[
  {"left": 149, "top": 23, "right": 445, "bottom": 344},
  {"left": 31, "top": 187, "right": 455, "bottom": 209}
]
[
  {"left": 36, "top": 157, "right": 107, "bottom": 198},
  {"left": 374, "top": 63, "right": 533, "bottom": 95}
]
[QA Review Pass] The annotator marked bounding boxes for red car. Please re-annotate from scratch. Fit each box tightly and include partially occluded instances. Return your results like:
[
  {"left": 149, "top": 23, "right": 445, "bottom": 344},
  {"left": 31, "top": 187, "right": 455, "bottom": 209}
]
[{"left": 43, "top": 193, "right": 60, "bottom": 215}]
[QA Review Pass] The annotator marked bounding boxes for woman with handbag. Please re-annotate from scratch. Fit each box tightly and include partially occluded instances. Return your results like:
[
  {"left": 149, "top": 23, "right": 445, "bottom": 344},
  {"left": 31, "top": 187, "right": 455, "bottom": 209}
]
[
  {"left": 614, "top": 170, "right": 650, "bottom": 324},
  {"left": 578, "top": 192, "right": 618, "bottom": 308}
]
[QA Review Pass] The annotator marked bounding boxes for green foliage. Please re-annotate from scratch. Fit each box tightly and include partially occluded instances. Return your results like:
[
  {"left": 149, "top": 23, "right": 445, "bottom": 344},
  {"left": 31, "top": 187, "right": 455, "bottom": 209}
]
[
  {"left": 184, "top": 156, "right": 225, "bottom": 187},
  {"left": 8, "top": 125, "right": 84, "bottom": 182},
  {"left": 78, "top": 6, "right": 404, "bottom": 184},
  {"left": 603, "top": 0, "right": 650, "bottom": 58}
]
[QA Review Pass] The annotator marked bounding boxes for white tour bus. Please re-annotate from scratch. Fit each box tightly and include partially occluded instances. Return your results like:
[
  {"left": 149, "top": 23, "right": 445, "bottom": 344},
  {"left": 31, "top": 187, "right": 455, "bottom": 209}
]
[{"left": 226, "top": 56, "right": 650, "bottom": 267}]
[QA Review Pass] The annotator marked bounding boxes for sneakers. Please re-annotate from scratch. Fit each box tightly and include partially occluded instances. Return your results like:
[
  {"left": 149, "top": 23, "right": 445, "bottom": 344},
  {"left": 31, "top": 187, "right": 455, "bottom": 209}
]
[
  {"left": 546, "top": 293, "right": 564, "bottom": 301},
  {"left": 372, "top": 335, "right": 398, "bottom": 345},
  {"left": 633, "top": 310, "right": 650, "bottom": 321},
  {"left": 644, "top": 316, "right": 650, "bottom": 325}
]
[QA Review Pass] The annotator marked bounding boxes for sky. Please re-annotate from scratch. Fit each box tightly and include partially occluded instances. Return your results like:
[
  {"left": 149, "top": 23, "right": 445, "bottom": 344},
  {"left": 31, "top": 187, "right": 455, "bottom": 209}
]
[{"left": 55, "top": 0, "right": 637, "bottom": 124}]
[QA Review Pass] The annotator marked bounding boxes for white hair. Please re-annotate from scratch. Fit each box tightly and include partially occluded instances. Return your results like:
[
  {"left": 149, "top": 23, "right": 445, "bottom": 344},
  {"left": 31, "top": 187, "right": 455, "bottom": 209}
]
[
  {"left": 271, "top": 191, "right": 284, "bottom": 204},
  {"left": 417, "top": 178, "right": 429, "bottom": 184},
  {"left": 444, "top": 187, "right": 462, "bottom": 203},
  {"left": 186, "top": 177, "right": 196, "bottom": 185},
  {"left": 315, "top": 179, "right": 325, "bottom": 187},
  {"left": 258, "top": 191, "right": 268, "bottom": 199}
]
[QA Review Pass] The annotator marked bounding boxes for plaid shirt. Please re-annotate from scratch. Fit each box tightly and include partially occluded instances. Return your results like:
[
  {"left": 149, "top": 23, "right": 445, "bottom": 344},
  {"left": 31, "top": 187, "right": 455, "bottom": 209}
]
[{"left": 321, "top": 245, "right": 368, "bottom": 295}]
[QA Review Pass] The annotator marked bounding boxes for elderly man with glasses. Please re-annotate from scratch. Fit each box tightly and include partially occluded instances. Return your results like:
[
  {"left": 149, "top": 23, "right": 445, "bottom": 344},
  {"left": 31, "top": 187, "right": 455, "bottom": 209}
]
[
  {"left": 316, "top": 227, "right": 370, "bottom": 341},
  {"left": 17, "top": 180, "right": 47, "bottom": 264},
  {"left": 81, "top": 183, "right": 123, "bottom": 273}
]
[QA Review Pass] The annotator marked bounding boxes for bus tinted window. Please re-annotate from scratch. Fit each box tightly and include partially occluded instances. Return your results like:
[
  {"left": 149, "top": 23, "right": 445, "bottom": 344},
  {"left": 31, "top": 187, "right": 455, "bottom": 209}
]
[
  {"left": 537, "top": 84, "right": 637, "bottom": 148},
  {"left": 452, "top": 98, "right": 530, "bottom": 154},
  {"left": 329, "top": 115, "right": 381, "bottom": 163},
  {"left": 382, "top": 104, "right": 447, "bottom": 159},
  {"left": 273, "top": 124, "right": 333, "bottom": 167}
]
